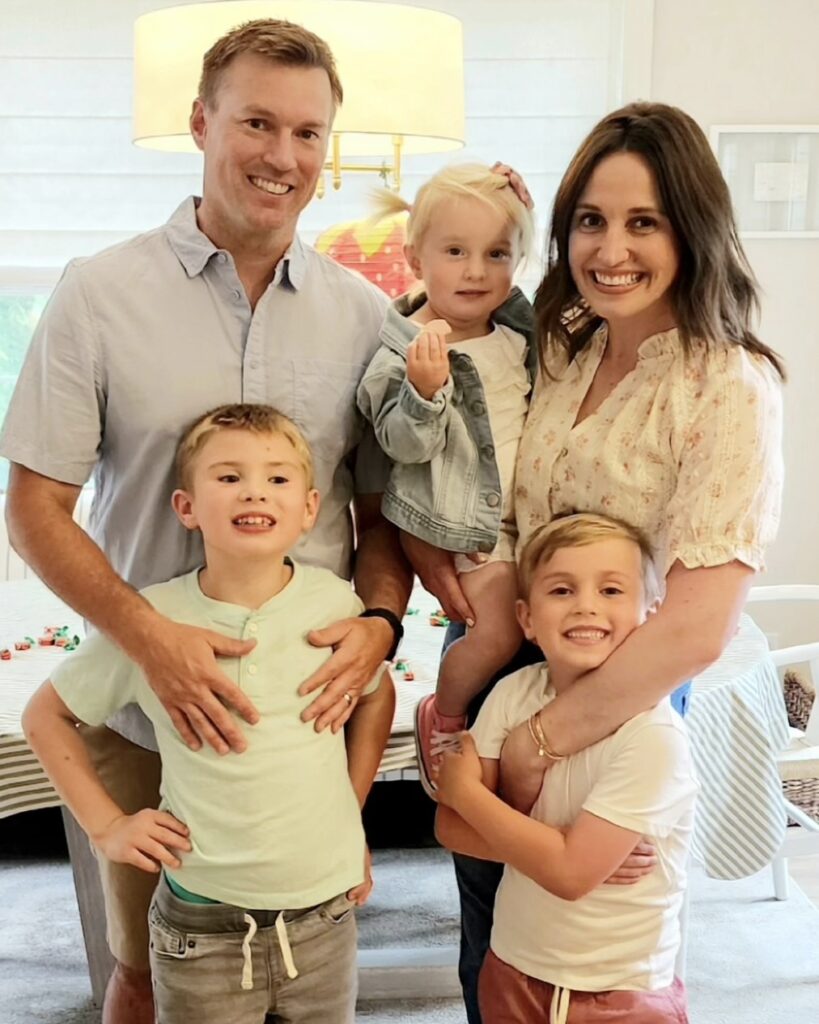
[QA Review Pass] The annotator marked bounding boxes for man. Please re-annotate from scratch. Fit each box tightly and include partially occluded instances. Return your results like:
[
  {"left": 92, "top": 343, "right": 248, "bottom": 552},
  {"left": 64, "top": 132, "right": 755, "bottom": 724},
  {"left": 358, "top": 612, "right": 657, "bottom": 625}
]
[{"left": 1, "top": 20, "right": 411, "bottom": 1024}]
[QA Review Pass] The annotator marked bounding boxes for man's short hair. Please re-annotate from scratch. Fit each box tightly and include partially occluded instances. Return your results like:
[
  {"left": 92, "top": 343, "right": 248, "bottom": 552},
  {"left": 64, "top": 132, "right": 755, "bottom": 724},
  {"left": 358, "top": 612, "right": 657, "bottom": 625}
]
[
  {"left": 198, "top": 18, "right": 343, "bottom": 109},
  {"left": 518, "top": 512, "right": 662, "bottom": 605},
  {"left": 175, "top": 403, "right": 315, "bottom": 492}
]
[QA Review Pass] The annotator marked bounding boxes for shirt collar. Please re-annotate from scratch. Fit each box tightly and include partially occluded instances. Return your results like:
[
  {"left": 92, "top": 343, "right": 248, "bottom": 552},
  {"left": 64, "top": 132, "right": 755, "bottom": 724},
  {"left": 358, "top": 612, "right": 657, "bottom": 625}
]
[{"left": 164, "top": 196, "right": 308, "bottom": 291}]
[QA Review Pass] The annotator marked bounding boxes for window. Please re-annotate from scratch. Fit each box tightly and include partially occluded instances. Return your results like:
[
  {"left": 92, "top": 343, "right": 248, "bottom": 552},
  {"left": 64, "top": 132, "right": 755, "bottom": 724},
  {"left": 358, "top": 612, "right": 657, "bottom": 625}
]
[{"left": 0, "top": 292, "right": 47, "bottom": 490}]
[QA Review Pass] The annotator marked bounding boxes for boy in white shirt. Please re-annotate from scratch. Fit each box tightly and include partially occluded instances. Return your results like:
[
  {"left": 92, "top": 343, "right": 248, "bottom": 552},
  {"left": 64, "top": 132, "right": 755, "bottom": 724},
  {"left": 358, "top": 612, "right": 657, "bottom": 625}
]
[
  {"left": 23, "top": 403, "right": 394, "bottom": 1024},
  {"left": 435, "top": 513, "right": 696, "bottom": 1024}
]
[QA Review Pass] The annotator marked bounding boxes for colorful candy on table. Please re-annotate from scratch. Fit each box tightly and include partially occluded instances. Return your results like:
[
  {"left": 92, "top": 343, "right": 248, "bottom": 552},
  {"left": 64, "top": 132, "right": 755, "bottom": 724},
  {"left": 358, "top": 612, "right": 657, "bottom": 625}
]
[
  {"left": 428, "top": 609, "right": 450, "bottom": 627},
  {"left": 1, "top": 625, "right": 81, "bottom": 660},
  {"left": 393, "top": 658, "right": 415, "bottom": 682}
]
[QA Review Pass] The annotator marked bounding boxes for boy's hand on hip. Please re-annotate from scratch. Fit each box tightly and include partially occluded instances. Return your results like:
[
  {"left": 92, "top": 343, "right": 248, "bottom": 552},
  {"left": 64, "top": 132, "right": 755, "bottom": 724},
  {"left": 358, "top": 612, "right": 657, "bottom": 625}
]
[
  {"left": 135, "top": 616, "right": 259, "bottom": 754},
  {"left": 347, "top": 845, "right": 373, "bottom": 905},
  {"left": 94, "top": 808, "right": 192, "bottom": 874},
  {"left": 407, "top": 320, "right": 451, "bottom": 400},
  {"left": 300, "top": 616, "right": 392, "bottom": 731}
]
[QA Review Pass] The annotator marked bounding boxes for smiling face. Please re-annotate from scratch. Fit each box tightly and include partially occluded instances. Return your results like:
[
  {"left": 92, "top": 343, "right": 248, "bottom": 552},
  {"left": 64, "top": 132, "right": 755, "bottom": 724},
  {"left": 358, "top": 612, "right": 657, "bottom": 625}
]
[
  {"left": 405, "top": 196, "right": 520, "bottom": 340},
  {"left": 172, "top": 428, "right": 318, "bottom": 564},
  {"left": 517, "top": 537, "right": 648, "bottom": 687},
  {"left": 568, "top": 151, "right": 680, "bottom": 343},
  {"left": 190, "top": 53, "right": 333, "bottom": 256}
]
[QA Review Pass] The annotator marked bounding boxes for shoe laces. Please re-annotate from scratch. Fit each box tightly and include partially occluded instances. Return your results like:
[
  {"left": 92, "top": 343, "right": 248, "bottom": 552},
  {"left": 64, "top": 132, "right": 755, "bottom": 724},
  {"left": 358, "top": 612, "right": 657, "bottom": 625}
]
[{"left": 430, "top": 730, "right": 463, "bottom": 758}]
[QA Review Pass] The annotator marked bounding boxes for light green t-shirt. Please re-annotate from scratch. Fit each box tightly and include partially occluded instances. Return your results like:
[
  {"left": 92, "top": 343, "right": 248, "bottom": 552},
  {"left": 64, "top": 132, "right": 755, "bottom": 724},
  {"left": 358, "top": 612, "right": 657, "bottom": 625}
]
[{"left": 50, "top": 562, "right": 379, "bottom": 910}]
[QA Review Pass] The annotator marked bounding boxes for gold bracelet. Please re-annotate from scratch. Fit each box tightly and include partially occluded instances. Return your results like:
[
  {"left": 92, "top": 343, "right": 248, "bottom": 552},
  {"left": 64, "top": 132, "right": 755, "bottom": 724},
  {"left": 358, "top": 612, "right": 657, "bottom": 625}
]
[
  {"left": 527, "top": 713, "right": 548, "bottom": 757},
  {"left": 530, "top": 711, "right": 567, "bottom": 762}
]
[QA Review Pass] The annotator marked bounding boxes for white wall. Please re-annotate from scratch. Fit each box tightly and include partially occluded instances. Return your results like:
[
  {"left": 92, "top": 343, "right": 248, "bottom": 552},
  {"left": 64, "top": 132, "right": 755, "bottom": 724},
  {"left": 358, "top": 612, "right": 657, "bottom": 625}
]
[
  {"left": 0, "top": 0, "right": 641, "bottom": 298},
  {"left": 652, "top": 0, "right": 819, "bottom": 644}
]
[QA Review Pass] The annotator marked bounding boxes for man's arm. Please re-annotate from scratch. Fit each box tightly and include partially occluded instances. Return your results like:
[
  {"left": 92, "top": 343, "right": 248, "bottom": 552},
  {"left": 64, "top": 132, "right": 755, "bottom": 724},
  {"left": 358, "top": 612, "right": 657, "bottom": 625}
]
[
  {"left": 344, "top": 671, "right": 396, "bottom": 808},
  {"left": 343, "top": 671, "right": 396, "bottom": 905},
  {"left": 301, "top": 494, "right": 413, "bottom": 730},
  {"left": 7, "top": 464, "right": 258, "bottom": 753},
  {"left": 500, "top": 560, "right": 752, "bottom": 798},
  {"left": 22, "top": 682, "right": 191, "bottom": 872}
]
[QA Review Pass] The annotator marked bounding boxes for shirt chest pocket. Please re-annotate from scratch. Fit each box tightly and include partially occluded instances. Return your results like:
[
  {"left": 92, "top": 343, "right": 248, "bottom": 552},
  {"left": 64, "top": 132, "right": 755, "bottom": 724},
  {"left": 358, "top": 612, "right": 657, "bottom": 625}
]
[{"left": 293, "top": 359, "right": 365, "bottom": 467}]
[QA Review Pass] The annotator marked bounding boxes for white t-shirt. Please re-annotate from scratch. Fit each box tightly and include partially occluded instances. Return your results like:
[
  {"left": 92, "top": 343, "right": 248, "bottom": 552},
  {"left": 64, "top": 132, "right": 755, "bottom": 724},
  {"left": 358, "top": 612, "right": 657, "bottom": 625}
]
[
  {"left": 449, "top": 323, "right": 530, "bottom": 566},
  {"left": 51, "top": 562, "right": 379, "bottom": 910},
  {"left": 471, "top": 664, "right": 698, "bottom": 991}
]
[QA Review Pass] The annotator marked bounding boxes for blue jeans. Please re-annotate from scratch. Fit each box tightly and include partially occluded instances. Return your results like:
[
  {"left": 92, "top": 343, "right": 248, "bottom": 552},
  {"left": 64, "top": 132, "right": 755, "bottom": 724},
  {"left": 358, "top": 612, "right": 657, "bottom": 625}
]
[{"left": 443, "top": 623, "right": 692, "bottom": 1024}]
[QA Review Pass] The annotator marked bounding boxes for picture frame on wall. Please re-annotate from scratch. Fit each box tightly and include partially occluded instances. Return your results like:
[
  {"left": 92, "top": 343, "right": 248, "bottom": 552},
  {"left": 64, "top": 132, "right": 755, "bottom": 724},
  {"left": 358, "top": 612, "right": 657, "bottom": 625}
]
[{"left": 710, "top": 125, "right": 819, "bottom": 238}]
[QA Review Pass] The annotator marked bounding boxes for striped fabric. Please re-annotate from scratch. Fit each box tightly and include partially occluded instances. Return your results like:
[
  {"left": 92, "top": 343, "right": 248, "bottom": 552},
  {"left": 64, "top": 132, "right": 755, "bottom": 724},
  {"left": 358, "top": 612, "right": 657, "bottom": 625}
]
[
  {"left": 0, "top": 579, "right": 86, "bottom": 819},
  {"left": 687, "top": 614, "right": 790, "bottom": 880},
  {"left": 0, "top": 580, "right": 446, "bottom": 816}
]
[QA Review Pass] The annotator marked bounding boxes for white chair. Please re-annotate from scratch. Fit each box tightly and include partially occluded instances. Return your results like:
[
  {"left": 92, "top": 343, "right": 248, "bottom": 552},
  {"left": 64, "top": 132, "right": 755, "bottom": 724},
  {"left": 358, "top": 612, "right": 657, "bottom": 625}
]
[{"left": 745, "top": 585, "right": 819, "bottom": 899}]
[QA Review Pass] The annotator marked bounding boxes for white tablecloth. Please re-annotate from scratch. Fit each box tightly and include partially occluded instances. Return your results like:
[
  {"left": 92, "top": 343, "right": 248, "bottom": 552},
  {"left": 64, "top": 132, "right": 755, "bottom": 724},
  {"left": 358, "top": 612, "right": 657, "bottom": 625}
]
[
  {"left": 0, "top": 579, "right": 85, "bottom": 818},
  {"left": 0, "top": 579, "right": 446, "bottom": 816},
  {"left": 688, "top": 613, "right": 790, "bottom": 879}
]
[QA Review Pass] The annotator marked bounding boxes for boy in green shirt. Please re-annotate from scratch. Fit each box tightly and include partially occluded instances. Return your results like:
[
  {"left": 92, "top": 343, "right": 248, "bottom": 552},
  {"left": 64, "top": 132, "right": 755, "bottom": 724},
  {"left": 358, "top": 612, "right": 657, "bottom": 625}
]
[{"left": 23, "top": 403, "right": 395, "bottom": 1024}]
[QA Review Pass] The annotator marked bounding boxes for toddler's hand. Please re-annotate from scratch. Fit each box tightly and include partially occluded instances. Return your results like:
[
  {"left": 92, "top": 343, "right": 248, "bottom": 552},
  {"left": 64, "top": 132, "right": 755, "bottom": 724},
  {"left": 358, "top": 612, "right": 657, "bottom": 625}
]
[
  {"left": 94, "top": 808, "right": 192, "bottom": 874},
  {"left": 407, "top": 320, "right": 451, "bottom": 400}
]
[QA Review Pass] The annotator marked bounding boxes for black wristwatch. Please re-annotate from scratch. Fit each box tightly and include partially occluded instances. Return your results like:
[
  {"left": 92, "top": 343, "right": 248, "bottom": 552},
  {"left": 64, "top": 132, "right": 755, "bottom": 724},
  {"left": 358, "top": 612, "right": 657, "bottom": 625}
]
[{"left": 359, "top": 607, "right": 404, "bottom": 661}]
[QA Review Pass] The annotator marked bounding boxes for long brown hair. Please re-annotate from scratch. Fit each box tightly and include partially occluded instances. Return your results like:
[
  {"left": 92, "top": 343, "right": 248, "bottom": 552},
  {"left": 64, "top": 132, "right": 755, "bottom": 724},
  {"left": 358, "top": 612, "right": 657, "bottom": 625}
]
[{"left": 535, "top": 102, "right": 785, "bottom": 379}]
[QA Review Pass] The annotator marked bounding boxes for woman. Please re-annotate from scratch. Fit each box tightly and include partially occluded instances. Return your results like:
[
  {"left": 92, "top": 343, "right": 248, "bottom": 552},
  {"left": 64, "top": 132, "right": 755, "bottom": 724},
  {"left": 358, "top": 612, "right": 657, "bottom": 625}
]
[{"left": 404, "top": 101, "right": 784, "bottom": 1024}]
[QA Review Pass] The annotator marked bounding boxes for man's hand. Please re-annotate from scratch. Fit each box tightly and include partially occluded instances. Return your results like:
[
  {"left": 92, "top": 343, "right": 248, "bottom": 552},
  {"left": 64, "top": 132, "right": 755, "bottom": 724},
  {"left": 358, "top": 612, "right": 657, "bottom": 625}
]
[
  {"left": 498, "top": 718, "right": 550, "bottom": 813},
  {"left": 347, "top": 845, "right": 374, "bottom": 906},
  {"left": 435, "top": 732, "right": 481, "bottom": 809},
  {"left": 300, "top": 615, "right": 393, "bottom": 732},
  {"left": 400, "top": 532, "right": 475, "bottom": 625},
  {"left": 135, "top": 616, "right": 259, "bottom": 754},
  {"left": 604, "top": 839, "right": 657, "bottom": 885},
  {"left": 93, "top": 808, "right": 191, "bottom": 873},
  {"left": 406, "top": 320, "right": 451, "bottom": 400},
  {"left": 490, "top": 161, "right": 534, "bottom": 210}
]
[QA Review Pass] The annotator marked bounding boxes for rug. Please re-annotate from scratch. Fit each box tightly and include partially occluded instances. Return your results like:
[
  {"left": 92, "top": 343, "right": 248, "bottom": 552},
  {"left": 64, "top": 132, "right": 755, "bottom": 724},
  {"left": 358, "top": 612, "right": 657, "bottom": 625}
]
[{"left": 1, "top": 846, "right": 818, "bottom": 1023}]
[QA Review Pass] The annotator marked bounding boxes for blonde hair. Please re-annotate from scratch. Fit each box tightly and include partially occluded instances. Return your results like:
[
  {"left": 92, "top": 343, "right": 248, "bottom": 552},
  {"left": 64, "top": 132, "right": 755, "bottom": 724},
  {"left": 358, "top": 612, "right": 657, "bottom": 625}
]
[
  {"left": 176, "top": 404, "right": 315, "bottom": 492},
  {"left": 518, "top": 512, "right": 662, "bottom": 605},
  {"left": 371, "top": 162, "right": 534, "bottom": 260},
  {"left": 198, "top": 19, "right": 343, "bottom": 110}
]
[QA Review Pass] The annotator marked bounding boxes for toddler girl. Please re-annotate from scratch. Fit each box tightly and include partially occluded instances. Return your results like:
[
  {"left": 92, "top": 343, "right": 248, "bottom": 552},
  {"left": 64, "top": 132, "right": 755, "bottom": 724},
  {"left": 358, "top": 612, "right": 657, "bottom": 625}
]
[{"left": 357, "top": 163, "right": 535, "bottom": 797}]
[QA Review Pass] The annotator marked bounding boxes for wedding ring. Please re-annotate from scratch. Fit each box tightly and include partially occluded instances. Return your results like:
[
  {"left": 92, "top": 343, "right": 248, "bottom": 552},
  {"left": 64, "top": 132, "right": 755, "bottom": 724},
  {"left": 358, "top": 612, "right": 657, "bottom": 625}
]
[{"left": 343, "top": 692, "right": 353, "bottom": 705}]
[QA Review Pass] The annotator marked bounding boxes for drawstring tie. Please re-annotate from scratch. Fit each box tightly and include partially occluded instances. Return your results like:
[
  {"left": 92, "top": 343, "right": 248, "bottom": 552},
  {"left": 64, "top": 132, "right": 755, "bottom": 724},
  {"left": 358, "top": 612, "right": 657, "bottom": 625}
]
[
  {"left": 240, "top": 914, "right": 258, "bottom": 990},
  {"left": 240, "top": 910, "right": 299, "bottom": 991},
  {"left": 550, "top": 984, "right": 571, "bottom": 1024},
  {"left": 275, "top": 911, "right": 299, "bottom": 980}
]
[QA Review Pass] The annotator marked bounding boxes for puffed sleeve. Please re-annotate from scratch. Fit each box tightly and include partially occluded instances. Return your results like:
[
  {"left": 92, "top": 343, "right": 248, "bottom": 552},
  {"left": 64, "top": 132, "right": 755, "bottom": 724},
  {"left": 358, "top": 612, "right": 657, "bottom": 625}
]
[{"left": 662, "top": 349, "right": 783, "bottom": 574}]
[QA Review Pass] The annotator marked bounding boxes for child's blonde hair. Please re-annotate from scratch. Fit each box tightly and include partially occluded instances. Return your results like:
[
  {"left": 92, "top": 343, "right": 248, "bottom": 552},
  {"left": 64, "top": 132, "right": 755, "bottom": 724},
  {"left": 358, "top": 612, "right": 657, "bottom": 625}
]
[
  {"left": 371, "top": 162, "right": 534, "bottom": 260},
  {"left": 176, "top": 404, "right": 315, "bottom": 491},
  {"left": 518, "top": 512, "right": 662, "bottom": 606}
]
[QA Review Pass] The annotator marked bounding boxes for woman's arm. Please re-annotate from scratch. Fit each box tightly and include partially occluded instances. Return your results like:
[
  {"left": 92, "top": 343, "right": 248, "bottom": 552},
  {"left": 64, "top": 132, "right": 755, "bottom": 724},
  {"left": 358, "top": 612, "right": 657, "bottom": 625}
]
[{"left": 500, "top": 560, "right": 753, "bottom": 793}]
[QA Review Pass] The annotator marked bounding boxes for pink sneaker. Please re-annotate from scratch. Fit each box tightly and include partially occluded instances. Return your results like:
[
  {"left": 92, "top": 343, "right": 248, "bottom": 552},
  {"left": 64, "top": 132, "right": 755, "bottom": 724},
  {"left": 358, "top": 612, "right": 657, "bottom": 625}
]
[{"left": 414, "top": 695, "right": 467, "bottom": 799}]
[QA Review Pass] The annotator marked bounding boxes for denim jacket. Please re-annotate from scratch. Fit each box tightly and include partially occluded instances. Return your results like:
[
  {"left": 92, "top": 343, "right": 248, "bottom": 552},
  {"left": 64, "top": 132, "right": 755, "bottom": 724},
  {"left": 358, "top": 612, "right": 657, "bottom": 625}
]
[{"left": 356, "top": 288, "right": 535, "bottom": 553}]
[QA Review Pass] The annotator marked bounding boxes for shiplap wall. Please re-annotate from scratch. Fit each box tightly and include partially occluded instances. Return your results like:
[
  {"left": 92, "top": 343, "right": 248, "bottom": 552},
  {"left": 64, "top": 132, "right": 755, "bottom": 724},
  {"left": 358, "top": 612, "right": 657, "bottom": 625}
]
[{"left": 1, "top": 0, "right": 641, "bottom": 295}]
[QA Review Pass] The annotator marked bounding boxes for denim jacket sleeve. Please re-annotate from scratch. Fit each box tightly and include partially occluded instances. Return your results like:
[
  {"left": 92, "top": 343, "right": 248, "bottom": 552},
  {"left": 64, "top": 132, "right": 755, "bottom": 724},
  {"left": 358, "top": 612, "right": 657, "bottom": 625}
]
[{"left": 357, "top": 348, "right": 455, "bottom": 465}]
